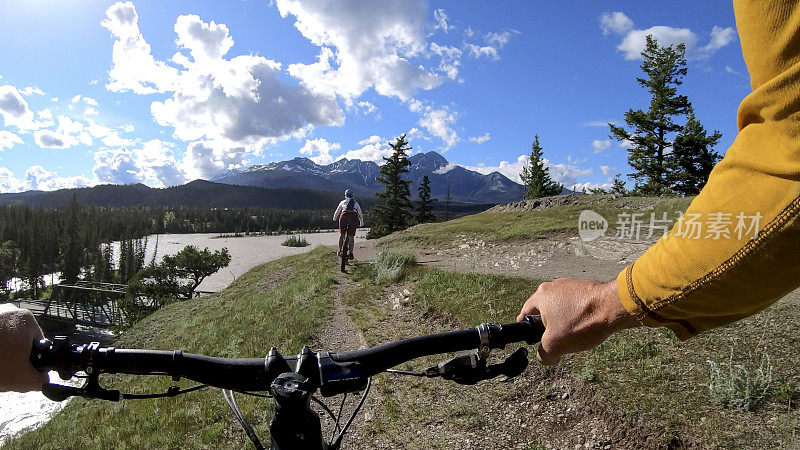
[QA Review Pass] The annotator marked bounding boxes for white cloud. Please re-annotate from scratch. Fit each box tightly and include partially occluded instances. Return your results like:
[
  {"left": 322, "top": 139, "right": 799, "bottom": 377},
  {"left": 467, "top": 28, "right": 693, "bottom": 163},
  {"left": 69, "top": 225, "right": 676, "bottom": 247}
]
[
  {"left": 85, "top": 119, "right": 135, "bottom": 147},
  {"left": 101, "top": 6, "right": 345, "bottom": 154},
  {"left": 277, "top": 0, "right": 440, "bottom": 102},
  {"left": 0, "top": 167, "right": 26, "bottom": 192},
  {"left": 337, "top": 135, "right": 393, "bottom": 164},
  {"left": 600, "top": 12, "right": 633, "bottom": 36},
  {"left": 602, "top": 11, "right": 734, "bottom": 61},
  {"left": 468, "top": 132, "right": 490, "bottom": 144},
  {"left": 25, "top": 166, "right": 93, "bottom": 191},
  {"left": 83, "top": 97, "right": 99, "bottom": 106},
  {"left": 84, "top": 107, "right": 99, "bottom": 116},
  {"left": 725, "top": 65, "right": 739, "bottom": 74},
  {"left": 419, "top": 106, "right": 458, "bottom": 150},
  {"left": 101, "top": 1, "right": 179, "bottom": 94},
  {"left": 20, "top": 87, "right": 45, "bottom": 96},
  {"left": 600, "top": 165, "right": 616, "bottom": 176},
  {"left": 355, "top": 101, "right": 379, "bottom": 118},
  {"left": 181, "top": 140, "right": 246, "bottom": 180},
  {"left": 91, "top": 140, "right": 184, "bottom": 187},
  {"left": 38, "top": 109, "right": 53, "bottom": 120},
  {"left": 92, "top": 149, "right": 144, "bottom": 185},
  {"left": 592, "top": 139, "right": 611, "bottom": 153},
  {"left": 0, "top": 130, "right": 23, "bottom": 151},
  {"left": 33, "top": 116, "right": 92, "bottom": 149},
  {"left": 485, "top": 31, "right": 514, "bottom": 48},
  {"left": 430, "top": 42, "right": 462, "bottom": 80},
  {"left": 299, "top": 137, "right": 340, "bottom": 165},
  {"left": 467, "top": 43, "right": 498, "bottom": 60},
  {"left": 0, "top": 85, "right": 49, "bottom": 130},
  {"left": 433, "top": 9, "right": 453, "bottom": 33},
  {"left": 465, "top": 154, "right": 592, "bottom": 186}
]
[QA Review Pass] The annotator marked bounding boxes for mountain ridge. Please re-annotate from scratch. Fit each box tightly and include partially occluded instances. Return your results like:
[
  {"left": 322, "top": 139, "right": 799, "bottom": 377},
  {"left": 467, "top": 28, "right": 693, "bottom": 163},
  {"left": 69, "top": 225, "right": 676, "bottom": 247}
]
[{"left": 211, "top": 151, "right": 524, "bottom": 203}]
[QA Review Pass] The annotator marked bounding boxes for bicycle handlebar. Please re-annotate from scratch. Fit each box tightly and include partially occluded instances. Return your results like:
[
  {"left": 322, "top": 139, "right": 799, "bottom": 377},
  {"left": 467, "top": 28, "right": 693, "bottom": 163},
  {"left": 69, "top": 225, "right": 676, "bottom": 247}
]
[{"left": 31, "top": 315, "right": 545, "bottom": 397}]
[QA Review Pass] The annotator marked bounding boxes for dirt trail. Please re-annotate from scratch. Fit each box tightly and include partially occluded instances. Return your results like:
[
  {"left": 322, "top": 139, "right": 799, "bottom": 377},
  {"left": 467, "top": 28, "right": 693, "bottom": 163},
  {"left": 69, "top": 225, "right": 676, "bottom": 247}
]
[{"left": 355, "top": 231, "right": 654, "bottom": 282}]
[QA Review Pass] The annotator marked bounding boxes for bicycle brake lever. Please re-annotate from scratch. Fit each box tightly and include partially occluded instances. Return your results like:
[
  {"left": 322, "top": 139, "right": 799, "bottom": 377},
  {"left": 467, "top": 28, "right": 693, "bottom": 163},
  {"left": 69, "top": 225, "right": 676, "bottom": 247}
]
[
  {"left": 426, "top": 347, "right": 529, "bottom": 385},
  {"left": 41, "top": 373, "right": 122, "bottom": 402}
]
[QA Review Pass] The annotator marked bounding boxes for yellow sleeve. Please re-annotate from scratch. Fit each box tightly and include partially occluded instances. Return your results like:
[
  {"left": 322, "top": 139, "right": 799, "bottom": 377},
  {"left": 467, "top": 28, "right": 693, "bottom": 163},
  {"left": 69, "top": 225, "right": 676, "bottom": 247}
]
[{"left": 616, "top": 0, "right": 800, "bottom": 339}]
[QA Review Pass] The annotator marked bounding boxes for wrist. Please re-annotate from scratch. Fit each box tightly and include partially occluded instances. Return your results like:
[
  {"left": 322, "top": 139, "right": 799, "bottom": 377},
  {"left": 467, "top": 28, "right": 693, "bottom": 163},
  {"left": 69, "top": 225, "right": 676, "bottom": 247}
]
[{"left": 597, "top": 280, "right": 641, "bottom": 331}]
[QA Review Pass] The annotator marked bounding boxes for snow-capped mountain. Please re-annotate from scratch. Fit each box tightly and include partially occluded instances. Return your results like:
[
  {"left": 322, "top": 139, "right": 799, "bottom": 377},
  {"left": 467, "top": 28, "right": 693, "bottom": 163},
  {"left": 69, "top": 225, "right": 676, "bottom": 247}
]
[{"left": 211, "top": 151, "right": 524, "bottom": 204}]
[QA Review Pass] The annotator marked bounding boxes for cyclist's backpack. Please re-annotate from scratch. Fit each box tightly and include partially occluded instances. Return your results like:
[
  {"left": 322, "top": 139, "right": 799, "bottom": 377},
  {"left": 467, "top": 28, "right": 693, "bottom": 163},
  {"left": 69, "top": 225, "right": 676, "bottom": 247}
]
[{"left": 345, "top": 198, "right": 356, "bottom": 212}]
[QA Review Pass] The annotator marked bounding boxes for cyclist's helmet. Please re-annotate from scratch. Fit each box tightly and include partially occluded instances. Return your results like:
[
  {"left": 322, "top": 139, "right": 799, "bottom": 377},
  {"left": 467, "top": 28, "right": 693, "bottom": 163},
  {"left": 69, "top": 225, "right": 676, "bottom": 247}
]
[{"left": 344, "top": 189, "right": 353, "bottom": 198}]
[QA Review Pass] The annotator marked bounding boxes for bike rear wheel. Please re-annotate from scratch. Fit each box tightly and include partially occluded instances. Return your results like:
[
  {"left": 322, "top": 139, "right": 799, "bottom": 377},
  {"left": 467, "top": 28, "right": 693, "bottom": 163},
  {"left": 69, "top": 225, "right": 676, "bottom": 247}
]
[{"left": 340, "top": 239, "right": 348, "bottom": 273}]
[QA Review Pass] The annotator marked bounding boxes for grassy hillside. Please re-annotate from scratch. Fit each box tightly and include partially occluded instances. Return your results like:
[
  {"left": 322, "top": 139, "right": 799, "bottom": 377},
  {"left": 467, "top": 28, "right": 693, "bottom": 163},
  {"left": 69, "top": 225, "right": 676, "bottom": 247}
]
[
  {"left": 5, "top": 247, "right": 337, "bottom": 450},
  {"left": 380, "top": 195, "right": 693, "bottom": 249}
]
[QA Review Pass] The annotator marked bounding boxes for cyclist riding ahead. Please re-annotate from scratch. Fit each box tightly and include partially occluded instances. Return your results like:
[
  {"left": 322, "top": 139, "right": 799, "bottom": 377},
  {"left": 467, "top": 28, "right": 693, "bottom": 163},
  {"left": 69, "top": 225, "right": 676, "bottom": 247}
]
[{"left": 332, "top": 189, "right": 363, "bottom": 260}]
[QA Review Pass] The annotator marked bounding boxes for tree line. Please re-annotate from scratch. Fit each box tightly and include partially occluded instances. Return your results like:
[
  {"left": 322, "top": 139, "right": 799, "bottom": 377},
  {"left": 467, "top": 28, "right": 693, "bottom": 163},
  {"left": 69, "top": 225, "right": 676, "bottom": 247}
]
[
  {"left": 520, "top": 35, "right": 722, "bottom": 199},
  {"left": 0, "top": 198, "right": 331, "bottom": 299}
]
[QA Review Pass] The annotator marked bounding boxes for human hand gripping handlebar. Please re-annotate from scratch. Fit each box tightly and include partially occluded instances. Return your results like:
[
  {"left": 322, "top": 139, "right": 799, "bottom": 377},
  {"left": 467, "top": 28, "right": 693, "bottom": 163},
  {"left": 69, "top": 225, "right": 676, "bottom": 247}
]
[{"left": 29, "top": 315, "right": 545, "bottom": 450}]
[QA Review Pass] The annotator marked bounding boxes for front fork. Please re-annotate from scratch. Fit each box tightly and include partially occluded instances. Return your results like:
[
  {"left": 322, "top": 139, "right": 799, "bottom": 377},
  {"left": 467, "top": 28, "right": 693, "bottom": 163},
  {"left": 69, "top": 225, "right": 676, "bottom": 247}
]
[{"left": 269, "top": 372, "right": 326, "bottom": 450}]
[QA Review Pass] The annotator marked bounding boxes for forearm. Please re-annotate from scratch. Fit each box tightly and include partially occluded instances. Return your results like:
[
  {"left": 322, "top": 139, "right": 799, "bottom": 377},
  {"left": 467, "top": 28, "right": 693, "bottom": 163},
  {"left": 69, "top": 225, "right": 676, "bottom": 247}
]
[{"left": 619, "top": 0, "right": 800, "bottom": 338}]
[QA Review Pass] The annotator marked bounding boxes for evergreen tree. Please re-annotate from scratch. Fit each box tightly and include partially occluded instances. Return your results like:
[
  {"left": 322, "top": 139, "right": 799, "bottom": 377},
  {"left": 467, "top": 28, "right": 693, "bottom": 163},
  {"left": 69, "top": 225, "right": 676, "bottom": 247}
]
[
  {"left": 0, "top": 241, "right": 19, "bottom": 299},
  {"left": 671, "top": 112, "right": 722, "bottom": 195},
  {"left": 444, "top": 185, "right": 451, "bottom": 221},
  {"left": 610, "top": 35, "right": 692, "bottom": 194},
  {"left": 369, "top": 134, "right": 413, "bottom": 238},
  {"left": 415, "top": 175, "right": 437, "bottom": 223},
  {"left": 61, "top": 194, "right": 82, "bottom": 283},
  {"left": 519, "top": 135, "right": 562, "bottom": 199},
  {"left": 610, "top": 174, "right": 628, "bottom": 196}
]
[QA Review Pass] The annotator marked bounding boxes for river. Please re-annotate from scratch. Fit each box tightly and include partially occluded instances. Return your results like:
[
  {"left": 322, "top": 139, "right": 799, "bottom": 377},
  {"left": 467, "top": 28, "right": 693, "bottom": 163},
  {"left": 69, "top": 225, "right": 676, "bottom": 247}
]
[{"left": 1, "top": 229, "right": 366, "bottom": 443}]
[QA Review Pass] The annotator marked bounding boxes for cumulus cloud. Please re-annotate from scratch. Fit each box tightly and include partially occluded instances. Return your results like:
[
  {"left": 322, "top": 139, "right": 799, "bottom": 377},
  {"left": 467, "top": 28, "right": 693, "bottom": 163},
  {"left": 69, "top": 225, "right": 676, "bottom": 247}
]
[
  {"left": 101, "top": 1, "right": 179, "bottom": 94},
  {"left": 92, "top": 140, "right": 185, "bottom": 187},
  {"left": 277, "top": 0, "right": 440, "bottom": 102},
  {"left": 101, "top": 3, "right": 344, "bottom": 168},
  {"left": 601, "top": 11, "right": 734, "bottom": 60},
  {"left": 0, "top": 167, "right": 26, "bottom": 192},
  {"left": 299, "top": 137, "right": 340, "bottom": 165},
  {"left": 25, "top": 166, "right": 93, "bottom": 191},
  {"left": 468, "top": 132, "right": 490, "bottom": 144},
  {"left": 600, "top": 165, "right": 616, "bottom": 176},
  {"left": 592, "top": 139, "right": 611, "bottom": 153},
  {"left": 33, "top": 116, "right": 93, "bottom": 149},
  {"left": 600, "top": 12, "right": 633, "bottom": 36},
  {"left": 181, "top": 140, "right": 246, "bottom": 180},
  {"left": 84, "top": 107, "right": 99, "bottom": 116},
  {"left": 466, "top": 29, "right": 517, "bottom": 61},
  {"left": 419, "top": 106, "right": 458, "bottom": 150},
  {"left": 337, "top": 135, "right": 393, "bottom": 164},
  {"left": 0, "top": 85, "right": 49, "bottom": 130},
  {"left": 0, "top": 130, "right": 23, "bottom": 151}
]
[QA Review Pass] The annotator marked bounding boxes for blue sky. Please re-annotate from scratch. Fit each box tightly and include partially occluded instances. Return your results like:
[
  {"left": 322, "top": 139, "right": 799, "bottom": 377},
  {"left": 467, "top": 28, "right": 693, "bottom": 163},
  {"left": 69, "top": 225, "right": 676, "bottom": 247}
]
[{"left": 0, "top": 0, "right": 749, "bottom": 192}]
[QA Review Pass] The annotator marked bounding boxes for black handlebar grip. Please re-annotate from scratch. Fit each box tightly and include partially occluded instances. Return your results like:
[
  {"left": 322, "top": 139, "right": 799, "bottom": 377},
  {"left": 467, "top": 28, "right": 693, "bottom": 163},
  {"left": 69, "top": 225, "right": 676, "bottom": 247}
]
[
  {"left": 30, "top": 338, "right": 53, "bottom": 373},
  {"left": 522, "top": 315, "right": 545, "bottom": 345}
]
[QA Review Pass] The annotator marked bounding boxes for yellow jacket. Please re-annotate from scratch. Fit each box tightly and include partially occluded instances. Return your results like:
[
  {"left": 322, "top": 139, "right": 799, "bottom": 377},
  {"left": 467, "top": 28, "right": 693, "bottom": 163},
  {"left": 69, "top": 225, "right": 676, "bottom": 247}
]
[{"left": 617, "top": 0, "right": 800, "bottom": 339}]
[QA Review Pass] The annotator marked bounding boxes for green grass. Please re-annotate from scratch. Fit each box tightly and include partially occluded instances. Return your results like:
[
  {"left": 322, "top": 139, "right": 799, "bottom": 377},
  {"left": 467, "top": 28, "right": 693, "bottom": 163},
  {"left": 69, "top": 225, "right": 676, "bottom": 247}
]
[
  {"left": 280, "top": 235, "right": 309, "bottom": 247},
  {"left": 5, "top": 247, "right": 337, "bottom": 450},
  {"left": 413, "top": 269, "right": 540, "bottom": 324},
  {"left": 380, "top": 194, "right": 693, "bottom": 250}
]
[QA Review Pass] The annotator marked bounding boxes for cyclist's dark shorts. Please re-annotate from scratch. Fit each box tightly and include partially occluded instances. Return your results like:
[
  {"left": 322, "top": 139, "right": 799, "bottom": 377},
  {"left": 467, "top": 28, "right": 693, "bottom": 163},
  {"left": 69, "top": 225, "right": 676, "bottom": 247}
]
[{"left": 339, "top": 212, "right": 359, "bottom": 236}]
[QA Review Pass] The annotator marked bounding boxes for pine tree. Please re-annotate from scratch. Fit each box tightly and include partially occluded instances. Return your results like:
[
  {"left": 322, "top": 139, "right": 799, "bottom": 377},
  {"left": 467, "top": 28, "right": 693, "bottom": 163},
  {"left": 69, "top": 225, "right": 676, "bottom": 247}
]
[
  {"left": 671, "top": 112, "right": 722, "bottom": 195},
  {"left": 610, "top": 174, "right": 628, "bottom": 196},
  {"left": 415, "top": 175, "right": 437, "bottom": 223},
  {"left": 519, "top": 135, "right": 563, "bottom": 199},
  {"left": 369, "top": 134, "right": 413, "bottom": 238},
  {"left": 61, "top": 194, "right": 82, "bottom": 283},
  {"left": 610, "top": 35, "right": 692, "bottom": 194},
  {"left": 444, "top": 185, "right": 451, "bottom": 221}
]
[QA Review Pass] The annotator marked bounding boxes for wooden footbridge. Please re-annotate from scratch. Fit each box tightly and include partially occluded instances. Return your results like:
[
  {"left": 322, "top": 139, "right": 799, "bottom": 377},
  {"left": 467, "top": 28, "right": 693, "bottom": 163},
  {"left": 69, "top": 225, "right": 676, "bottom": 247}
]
[{"left": 13, "top": 281, "right": 146, "bottom": 328}]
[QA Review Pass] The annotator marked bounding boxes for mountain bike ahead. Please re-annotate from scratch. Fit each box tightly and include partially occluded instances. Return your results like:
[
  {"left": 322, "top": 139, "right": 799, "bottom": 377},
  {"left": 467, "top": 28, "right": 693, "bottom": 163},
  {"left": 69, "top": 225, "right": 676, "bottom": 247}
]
[{"left": 31, "top": 315, "right": 545, "bottom": 449}]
